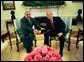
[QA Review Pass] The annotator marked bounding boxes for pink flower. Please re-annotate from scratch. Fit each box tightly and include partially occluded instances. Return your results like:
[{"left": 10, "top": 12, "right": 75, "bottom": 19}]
[
  {"left": 25, "top": 56, "right": 32, "bottom": 61},
  {"left": 50, "top": 57, "right": 57, "bottom": 61},
  {"left": 30, "top": 47, "right": 42, "bottom": 56},
  {"left": 42, "top": 57, "right": 48, "bottom": 61},
  {"left": 33, "top": 47, "right": 42, "bottom": 53},
  {"left": 45, "top": 54, "right": 50, "bottom": 61},
  {"left": 49, "top": 47, "right": 55, "bottom": 51},
  {"left": 33, "top": 54, "right": 42, "bottom": 61},
  {"left": 53, "top": 52, "right": 59, "bottom": 57},
  {"left": 31, "top": 51, "right": 38, "bottom": 56},
  {"left": 25, "top": 53, "right": 32, "bottom": 61},
  {"left": 24, "top": 45, "right": 62, "bottom": 61},
  {"left": 47, "top": 51, "right": 53, "bottom": 57},
  {"left": 42, "top": 45, "right": 48, "bottom": 54}
]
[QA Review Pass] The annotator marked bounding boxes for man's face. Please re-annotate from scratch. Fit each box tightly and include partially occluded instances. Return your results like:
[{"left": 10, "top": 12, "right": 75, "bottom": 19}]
[
  {"left": 24, "top": 11, "right": 31, "bottom": 18},
  {"left": 46, "top": 11, "right": 53, "bottom": 20}
]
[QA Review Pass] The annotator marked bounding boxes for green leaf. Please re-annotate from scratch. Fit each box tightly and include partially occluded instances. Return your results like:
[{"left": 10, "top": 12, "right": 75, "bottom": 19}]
[{"left": 22, "top": 1, "right": 65, "bottom": 7}]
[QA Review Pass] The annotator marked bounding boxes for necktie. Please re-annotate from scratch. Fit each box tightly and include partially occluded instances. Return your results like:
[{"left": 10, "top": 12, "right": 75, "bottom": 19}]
[
  {"left": 27, "top": 18, "right": 30, "bottom": 23},
  {"left": 50, "top": 20, "right": 54, "bottom": 29}
]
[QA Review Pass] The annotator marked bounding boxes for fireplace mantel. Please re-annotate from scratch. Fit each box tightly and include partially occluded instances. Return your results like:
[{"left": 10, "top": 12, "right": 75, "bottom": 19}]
[{"left": 27, "top": 6, "right": 59, "bottom": 17}]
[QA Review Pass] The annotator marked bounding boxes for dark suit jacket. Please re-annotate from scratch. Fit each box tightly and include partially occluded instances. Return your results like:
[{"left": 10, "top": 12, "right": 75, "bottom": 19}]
[
  {"left": 19, "top": 17, "right": 40, "bottom": 48},
  {"left": 44, "top": 17, "right": 66, "bottom": 34},
  {"left": 20, "top": 16, "right": 40, "bottom": 35}
]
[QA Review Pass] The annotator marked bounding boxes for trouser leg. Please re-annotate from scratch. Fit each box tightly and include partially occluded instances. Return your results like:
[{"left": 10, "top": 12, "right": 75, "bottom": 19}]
[
  {"left": 44, "top": 30, "right": 55, "bottom": 46},
  {"left": 59, "top": 35, "right": 65, "bottom": 57},
  {"left": 23, "top": 33, "right": 34, "bottom": 53}
]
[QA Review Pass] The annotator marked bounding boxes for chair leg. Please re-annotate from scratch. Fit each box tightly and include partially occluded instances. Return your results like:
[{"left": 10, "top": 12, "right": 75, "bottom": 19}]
[
  {"left": 34, "top": 35, "right": 37, "bottom": 47},
  {"left": 49, "top": 38, "right": 51, "bottom": 47},
  {"left": 68, "top": 39, "right": 70, "bottom": 51},
  {"left": 8, "top": 31, "right": 12, "bottom": 50},
  {"left": 76, "top": 29, "right": 80, "bottom": 49},
  {"left": 16, "top": 43, "right": 19, "bottom": 52},
  {"left": 35, "top": 39, "right": 37, "bottom": 47},
  {"left": 15, "top": 31, "right": 19, "bottom": 52},
  {"left": 68, "top": 31, "right": 71, "bottom": 51},
  {"left": 16, "top": 38, "right": 19, "bottom": 52}
]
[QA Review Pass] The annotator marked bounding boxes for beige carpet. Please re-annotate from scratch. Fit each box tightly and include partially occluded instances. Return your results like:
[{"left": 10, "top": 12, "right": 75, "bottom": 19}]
[{"left": 2, "top": 33, "right": 80, "bottom": 61}]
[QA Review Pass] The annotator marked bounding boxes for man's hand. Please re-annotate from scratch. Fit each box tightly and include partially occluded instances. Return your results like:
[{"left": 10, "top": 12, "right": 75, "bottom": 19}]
[
  {"left": 37, "top": 30, "right": 41, "bottom": 34},
  {"left": 57, "top": 32, "right": 63, "bottom": 37},
  {"left": 34, "top": 29, "right": 38, "bottom": 34}
]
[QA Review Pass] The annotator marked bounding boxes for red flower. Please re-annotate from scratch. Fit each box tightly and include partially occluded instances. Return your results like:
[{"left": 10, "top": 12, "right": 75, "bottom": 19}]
[
  {"left": 33, "top": 54, "right": 42, "bottom": 61},
  {"left": 24, "top": 53, "right": 32, "bottom": 61},
  {"left": 25, "top": 45, "right": 62, "bottom": 61},
  {"left": 42, "top": 57, "right": 48, "bottom": 61},
  {"left": 42, "top": 47, "right": 48, "bottom": 54}
]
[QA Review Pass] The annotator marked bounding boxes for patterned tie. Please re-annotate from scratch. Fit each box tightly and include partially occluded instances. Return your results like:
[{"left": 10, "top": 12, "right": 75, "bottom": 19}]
[
  {"left": 50, "top": 19, "right": 54, "bottom": 29},
  {"left": 27, "top": 18, "right": 30, "bottom": 23}
]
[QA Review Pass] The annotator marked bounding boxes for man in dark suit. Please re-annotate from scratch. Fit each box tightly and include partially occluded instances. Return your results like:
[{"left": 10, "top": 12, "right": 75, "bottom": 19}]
[
  {"left": 44, "top": 11, "right": 66, "bottom": 57},
  {"left": 20, "top": 11, "right": 41, "bottom": 53}
]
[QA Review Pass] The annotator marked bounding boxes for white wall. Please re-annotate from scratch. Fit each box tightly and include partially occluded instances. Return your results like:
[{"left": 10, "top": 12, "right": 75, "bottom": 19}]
[
  {"left": 59, "top": 1, "right": 83, "bottom": 17},
  {"left": 1, "top": 1, "right": 83, "bottom": 32}
]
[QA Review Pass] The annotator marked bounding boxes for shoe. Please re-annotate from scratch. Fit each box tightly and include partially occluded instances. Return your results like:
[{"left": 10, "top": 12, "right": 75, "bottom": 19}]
[
  {"left": 59, "top": 52, "right": 63, "bottom": 57},
  {"left": 26, "top": 48, "right": 32, "bottom": 53}
]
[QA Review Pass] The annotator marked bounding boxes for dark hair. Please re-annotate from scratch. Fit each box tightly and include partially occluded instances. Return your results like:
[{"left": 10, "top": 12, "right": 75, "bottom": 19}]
[
  {"left": 10, "top": 10, "right": 15, "bottom": 15},
  {"left": 78, "top": 9, "right": 82, "bottom": 15}
]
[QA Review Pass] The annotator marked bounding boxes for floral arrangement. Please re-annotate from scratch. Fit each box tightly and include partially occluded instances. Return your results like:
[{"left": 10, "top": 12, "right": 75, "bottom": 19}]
[
  {"left": 24, "top": 45, "right": 62, "bottom": 61},
  {"left": 22, "top": 1, "right": 65, "bottom": 7}
]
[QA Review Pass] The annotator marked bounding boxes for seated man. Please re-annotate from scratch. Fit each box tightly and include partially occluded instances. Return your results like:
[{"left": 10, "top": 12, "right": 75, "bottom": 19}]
[
  {"left": 20, "top": 11, "right": 41, "bottom": 53},
  {"left": 44, "top": 11, "right": 66, "bottom": 57}
]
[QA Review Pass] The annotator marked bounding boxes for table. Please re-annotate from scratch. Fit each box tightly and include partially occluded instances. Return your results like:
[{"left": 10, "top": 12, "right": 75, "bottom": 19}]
[{"left": 1, "top": 30, "right": 12, "bottom": 49}]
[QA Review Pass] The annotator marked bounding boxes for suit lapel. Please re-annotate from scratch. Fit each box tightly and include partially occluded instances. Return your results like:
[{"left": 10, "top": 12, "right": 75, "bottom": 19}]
[{"left": 28, "top": 18, "right": 33, "bottom": 26}]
